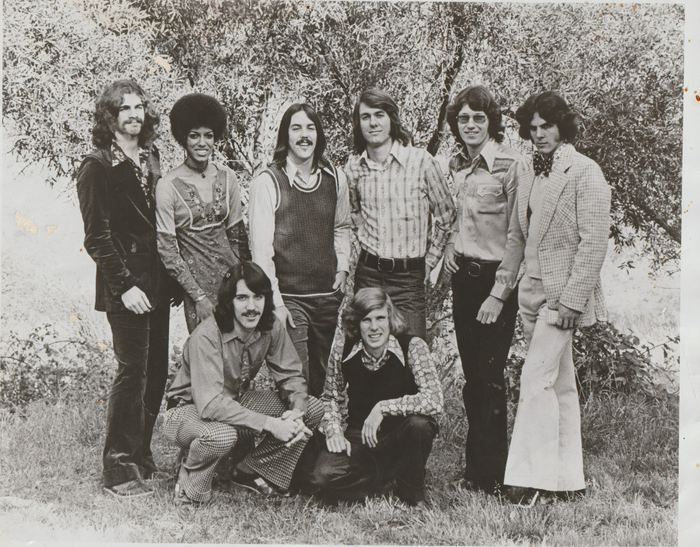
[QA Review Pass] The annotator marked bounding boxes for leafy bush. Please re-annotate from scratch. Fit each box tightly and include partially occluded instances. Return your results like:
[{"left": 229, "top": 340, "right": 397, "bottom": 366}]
[{"left": 0, "top": 324, "right": 113, "bottom": 410}]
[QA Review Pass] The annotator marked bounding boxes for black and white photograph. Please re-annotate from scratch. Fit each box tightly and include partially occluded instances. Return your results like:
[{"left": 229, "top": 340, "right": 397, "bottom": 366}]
[{"left": 1, "top": 0, "right": 696, "bottom": 545}]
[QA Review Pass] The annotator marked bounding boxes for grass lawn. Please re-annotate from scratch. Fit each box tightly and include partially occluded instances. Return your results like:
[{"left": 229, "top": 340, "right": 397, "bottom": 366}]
[{"left": 0, "top": 385, "right": 677, "bottom": 545}]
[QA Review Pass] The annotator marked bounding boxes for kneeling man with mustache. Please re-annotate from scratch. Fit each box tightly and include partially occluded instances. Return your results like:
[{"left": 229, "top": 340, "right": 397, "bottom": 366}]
[{"left": 164, "top": 261, "right": 323, "bottom": 505}]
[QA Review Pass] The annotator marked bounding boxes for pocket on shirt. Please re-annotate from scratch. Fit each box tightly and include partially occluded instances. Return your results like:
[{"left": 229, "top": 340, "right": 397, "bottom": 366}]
[{"left": 476, "top": 183, "right": 506, "bottom": 214}]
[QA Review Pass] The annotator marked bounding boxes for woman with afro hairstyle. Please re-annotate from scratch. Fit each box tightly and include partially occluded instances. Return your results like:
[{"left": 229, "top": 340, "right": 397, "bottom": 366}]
[{"left": 156, "top": 93, "right": 251, "bottom": 332}]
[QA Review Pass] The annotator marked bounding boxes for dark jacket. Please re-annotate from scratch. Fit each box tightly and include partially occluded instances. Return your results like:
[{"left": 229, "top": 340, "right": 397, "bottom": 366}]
[{"left": 76, "top": 146, "right": 168, "bottom": 312}]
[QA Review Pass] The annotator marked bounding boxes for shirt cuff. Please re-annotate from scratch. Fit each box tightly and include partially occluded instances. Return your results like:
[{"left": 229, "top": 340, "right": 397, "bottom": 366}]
[{"left": 490, "top": 282, "right": 512, "bottom": 302}]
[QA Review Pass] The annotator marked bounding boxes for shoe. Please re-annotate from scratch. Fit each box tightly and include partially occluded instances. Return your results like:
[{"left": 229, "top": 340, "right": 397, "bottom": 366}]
[
  {"left": 173, "top": 481, "right": 200, "bottom": 507},
  {"left": 451, "top": 478, "right": 480, "bottom": 492},
  {"left": 412, "top": 500, "right": 429, "bottom": 510},
  {"left": 103, "top": 479, "right": 153, "bottom": 499},
  {"left": 231, "top": 469, "right": 290, "bottom": 497},
  {"left": 506, "top": 486, "right": 541, "bottom": 507}
]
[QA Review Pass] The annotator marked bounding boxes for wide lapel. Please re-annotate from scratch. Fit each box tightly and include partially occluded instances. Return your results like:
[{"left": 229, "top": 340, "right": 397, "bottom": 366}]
[
  {"left": 518, "top": 166, "right": 535, "bottom": 240},
  {"left": 536, "top": 149, "right": 574, "bottom": 244},
  {"left": 112, "top": 161, "right": 155, "bottom": 229}
]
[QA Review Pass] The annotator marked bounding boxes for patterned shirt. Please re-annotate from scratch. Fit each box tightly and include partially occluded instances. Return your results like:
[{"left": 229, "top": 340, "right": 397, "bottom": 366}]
[
  {"left": 319, "top": 332, "right": 444, "bottom": 438},
  {"left": 345, "top": 141, "right": 457, "bottom": 269},
  {"left": 448, "top": 139, "right": 526, "bottom": 300},
  {"left": 111, "top": 141, "right": 152, "bottom": 207}
]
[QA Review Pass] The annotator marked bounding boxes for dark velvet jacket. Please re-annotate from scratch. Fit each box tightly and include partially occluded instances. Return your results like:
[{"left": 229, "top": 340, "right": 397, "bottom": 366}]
[{"left": 77, "top": 146, "right": 168, "bottom": 312}]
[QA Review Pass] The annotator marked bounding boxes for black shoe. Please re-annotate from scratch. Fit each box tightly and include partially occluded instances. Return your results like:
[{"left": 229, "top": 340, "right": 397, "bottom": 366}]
[
  {"left": 505, "top": 486, "right": 541, "bottom": 507},
  {"left": 230, "top": 469, "right": 290, "bottom": 497}
]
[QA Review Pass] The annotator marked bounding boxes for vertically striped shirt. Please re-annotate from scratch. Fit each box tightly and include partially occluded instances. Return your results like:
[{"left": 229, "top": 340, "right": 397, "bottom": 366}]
[{"left": 345, "top": 141, "right": 457, "bottom": 269}]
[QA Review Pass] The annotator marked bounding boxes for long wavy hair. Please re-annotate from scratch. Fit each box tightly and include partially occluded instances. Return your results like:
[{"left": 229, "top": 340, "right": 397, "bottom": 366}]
[
  {"left": 515, "top": 91, "right": 581, "bottom": 143},
  {"left": 341, "top": 287, "right": 406, "bottom": 343},
  {"left": 351, "top": 88, "right": 412, "bottom": 154},
  {"left": 272, "top": 103, "right": 328, "bottom": 169},
  {"left": 446, "top": 85, "right": 505, "bottom": 148},
  {"left": 91, "top": 79, "right": 160, "bottom": 149},
  {"left": 214, "top": 262, "right": 275, "bottom": 333}
]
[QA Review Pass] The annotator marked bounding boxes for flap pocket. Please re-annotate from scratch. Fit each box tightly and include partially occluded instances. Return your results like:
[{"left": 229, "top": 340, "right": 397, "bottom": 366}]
[{"left": 477, "top": 183, "right": 506, "bottom": 214}]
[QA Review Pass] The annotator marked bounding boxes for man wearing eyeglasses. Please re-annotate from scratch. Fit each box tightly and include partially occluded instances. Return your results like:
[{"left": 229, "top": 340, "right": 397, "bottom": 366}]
[{"left": 442, "top": 86, "right": 526, "bottom": 496}]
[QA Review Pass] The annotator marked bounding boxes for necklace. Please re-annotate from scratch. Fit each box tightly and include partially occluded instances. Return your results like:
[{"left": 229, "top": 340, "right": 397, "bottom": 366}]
[{"left": 184, "top": 157, "right": 208, "bottom": 178}]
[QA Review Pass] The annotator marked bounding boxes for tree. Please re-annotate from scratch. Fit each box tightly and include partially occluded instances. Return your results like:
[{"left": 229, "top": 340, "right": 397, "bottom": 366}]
[{"left": 3, "top": 0, "right": 683, "bottom": 269}]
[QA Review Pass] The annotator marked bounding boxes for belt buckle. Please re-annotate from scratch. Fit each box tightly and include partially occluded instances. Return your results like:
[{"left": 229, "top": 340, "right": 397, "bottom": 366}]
[
  {"left": 467, "top": 261, "right": 482, "bottom": 277},
  {"left": 377, "top": 257, "right": 395, "bottom": 273}
]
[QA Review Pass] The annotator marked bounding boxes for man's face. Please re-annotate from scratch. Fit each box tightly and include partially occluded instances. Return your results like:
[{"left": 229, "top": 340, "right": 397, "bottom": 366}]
[
  {"left": 457, "top": 104, "right": 490, "bottom": 154},
  {"left": 529, "top": 112, "right": 563, "bottom": 158},
  {"left": 359, "top": 103, "right": 392, "bottom": 149},
  {"left": 186, "top": 126, "right": 215, "bottom": 164},
  {"left": 233, "top": 279, "right": 265, "bottom": 332},
  {"left": 359, "top": 305, "right": 391, "bottom": 357},
  {"left": 287, "top": 110, "right": 317, "bottom": 165},
  {"left": 115, "top": 93, "right": 144, "bottom": 138}
]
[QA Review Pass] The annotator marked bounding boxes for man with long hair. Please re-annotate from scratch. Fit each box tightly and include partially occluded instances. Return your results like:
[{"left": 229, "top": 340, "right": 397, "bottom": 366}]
[
  {"left": 442, "top": 86, "right": 526, "bottom": 495},
  {"left": 249, "top": 103, "right": 351, "bottom": 397},
  {"left": 76, "top": 79, "right": 170, "bottom": 498},
  {"left": 309, "top": 288, "right": 443, "bottom": 507},
  {"left": 501, "top": 91, "right": 611, "bottom": 505},
  {"left": 345, "top": 89, "right": 456, "bottom": 339},
  {"left": 164, "top": 261, "right": 323, "bottom": 505}
]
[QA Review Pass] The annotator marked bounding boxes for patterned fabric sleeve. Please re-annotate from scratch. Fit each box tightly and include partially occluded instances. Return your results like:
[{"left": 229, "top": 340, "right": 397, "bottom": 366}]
[
  {"left": 226, "top": 220, "right": 251, "bottom": 261},
  {"left": 423, "top": 155, "right": 457, "bottom": 269},
  {"left": 378, "top": 337, "right": 444, "bottom": 418},
  {"left": 319, "top": 326, "right": 349, "bottom": 438},
  {"left": 155, "top": 177, "right": 206, "bottom": 301}
]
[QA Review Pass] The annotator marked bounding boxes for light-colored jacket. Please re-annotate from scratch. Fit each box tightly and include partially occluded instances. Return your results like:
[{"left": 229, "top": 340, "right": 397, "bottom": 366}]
[{"left": 500, "top": 143, "right": 611, "bottom": 327}]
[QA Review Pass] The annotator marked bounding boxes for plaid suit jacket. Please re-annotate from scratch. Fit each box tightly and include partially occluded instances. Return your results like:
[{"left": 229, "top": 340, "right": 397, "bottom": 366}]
[{"left": 501, "top": 144, "right": 611, "bottom": 326}]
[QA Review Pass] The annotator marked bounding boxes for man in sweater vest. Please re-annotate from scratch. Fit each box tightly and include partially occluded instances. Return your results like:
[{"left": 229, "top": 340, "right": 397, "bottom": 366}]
[
  {"left": 250, "top": 104, "right": 351, "bottom": 397},
  {"left": 309, "top": 288, "right": 443, "bottom": 507}
]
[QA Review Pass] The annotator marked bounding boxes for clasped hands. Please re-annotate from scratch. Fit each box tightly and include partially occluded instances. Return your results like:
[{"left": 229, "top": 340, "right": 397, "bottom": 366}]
[
  {"left": 264, "top": 409, "right": 312, "bottom": 448},
  {"left": 326, "top": 404, "right": 384, "bottom": 456}
]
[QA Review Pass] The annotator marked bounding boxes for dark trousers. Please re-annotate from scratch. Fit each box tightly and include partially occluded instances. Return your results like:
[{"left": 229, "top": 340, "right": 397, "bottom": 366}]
[
  {"left": 309, "top": 415, "right": 438, "bottom": 503},
  {"left": 354, "top": 261, "right": 426, "bottom": 340},
  {"left": 103, "top": 303, "right": 170, "bottom": 487},
  {"left": 452, "top": 264, "right": 518, "bottom": 491},
  {"left": 284, "top": 290, "right": 344, "bottom": 397}
]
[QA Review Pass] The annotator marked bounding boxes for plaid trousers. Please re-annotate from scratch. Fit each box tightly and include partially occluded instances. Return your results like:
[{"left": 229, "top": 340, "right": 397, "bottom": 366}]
[{"left": 163, "top": 391, "right": 323, "bottom": 502}]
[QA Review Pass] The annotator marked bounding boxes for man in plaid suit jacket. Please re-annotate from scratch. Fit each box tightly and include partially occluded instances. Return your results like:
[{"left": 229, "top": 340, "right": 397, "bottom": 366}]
[{"left": 498, "top": 92, "right": 611, "bottom": 504}]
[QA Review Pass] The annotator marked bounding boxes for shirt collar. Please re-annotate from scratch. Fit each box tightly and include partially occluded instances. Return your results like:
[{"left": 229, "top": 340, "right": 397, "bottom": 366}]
[
  {"left": 551, "top": 142, "right": 573, "bottom": 169},
  {"left": 222, "top": 323, "right": 262, "bottom": 345},
  {"left": 342, "top": 334, "right": 406, "bottom": 367},
  {"left": 284, "top": 156, "right": 332, "bottom": 186},
  {"left": 360, "top": 140, "right": 407, "bottom": 169},
  {"left": 111, "top": 141, "right": 148, "bottom": 168}
]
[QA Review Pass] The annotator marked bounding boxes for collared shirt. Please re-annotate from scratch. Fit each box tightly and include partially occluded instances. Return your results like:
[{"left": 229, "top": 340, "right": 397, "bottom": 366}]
[
  {"left": 166, "top": 315, "right": 309, "bottom": 433},
  {"left": 448, "top": 140, "right": 525, "bottom": 300},
  {"left": 111, "top": 141, "right": 152, "bottom": 206},
  {"left": 319, "top": 332, "right": 444, "bottom": 439},
  {"left": 524, "top": 143, "right": 570, "bottom": 280},
  {"left": 249, "top": 156, "right": 352, "bottom": 308},
  {"left": 345, "top": 141, "right": 457, "bottom": 269}
]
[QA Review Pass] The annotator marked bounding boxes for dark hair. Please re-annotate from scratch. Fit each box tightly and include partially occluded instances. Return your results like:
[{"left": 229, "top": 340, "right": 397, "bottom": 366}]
[
  {"left": 92, "top": 79, "right": 160, "bottom": 149},
  {"left": 169, "top": 93, "right": 228, "bottom": 147},
  {"left": 213, "top": 261, "right": 275, "bottom": 333},
  {"left": 341, "top": 288, "right": 406, "bottom": 343},
  {"left": 515, "top": 91, "right": 581, "bottom": 143},
  {"left": 446, "top": 85, "right": 505, "bottom": 147},
  {"left": 272, "top": 103, "right": 327, "bottom": 169},
  {"left": 351, "top": 88, "right": 412, "bottom": 154}
]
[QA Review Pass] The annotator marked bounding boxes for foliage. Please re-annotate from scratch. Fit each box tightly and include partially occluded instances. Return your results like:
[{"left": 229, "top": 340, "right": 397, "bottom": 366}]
[
  {"left": 504, "top": 319, "right": 678, "bottom": 406},
  {"left": 0, "top": 324, "right": 113, "bottom": 410},
  {"left": 2, "top": 0, "right": 683, "bottom": 269}
]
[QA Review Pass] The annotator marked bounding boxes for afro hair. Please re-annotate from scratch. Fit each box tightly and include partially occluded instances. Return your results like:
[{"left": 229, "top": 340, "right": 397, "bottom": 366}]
[{"left": 169, "top": 93, "right": 228, "bottom": 146}]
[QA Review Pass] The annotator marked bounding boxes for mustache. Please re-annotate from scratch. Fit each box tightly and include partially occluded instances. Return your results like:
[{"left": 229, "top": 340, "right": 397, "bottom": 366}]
[
  {"left": 124, "top": 117, "right": 143, "bottom": 124},
  {"left": 242, "top": 311, "right": 261, "bottom": 318},
  {"left": 295, "top": 138, "right": 313, "bottom": 146}
]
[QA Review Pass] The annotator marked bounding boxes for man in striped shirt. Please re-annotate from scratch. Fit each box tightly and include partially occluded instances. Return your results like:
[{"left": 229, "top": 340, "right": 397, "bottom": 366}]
[{"left": 345, "top": 89, "right": 457, "bottom": 339}]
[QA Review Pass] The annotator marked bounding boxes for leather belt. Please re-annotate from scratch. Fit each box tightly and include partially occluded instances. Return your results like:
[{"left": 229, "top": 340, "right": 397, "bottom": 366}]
[
  {"left": 359, "top": 249, "right": 425, "bottom": 273},
  {"left": 455, "top": 255, "right": 500, "bottom": 278}
]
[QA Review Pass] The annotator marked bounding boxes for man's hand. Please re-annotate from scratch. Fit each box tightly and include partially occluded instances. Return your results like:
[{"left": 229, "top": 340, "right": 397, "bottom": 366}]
[
  {"left": 195, "top": 297, "right": 215, "bottom": 323},
  {"left": 326, "top": 434, "right": 352, "bottom": 456},
  {"left": 264, "top": 416, "right": 311, "bottom": 447},
  {"left": 332, "top": 271, "right": 348, "bottom": 293},
  {"left": 121, "top": 286, "right": 152, "bottom": 314},
  {"left": 273, "top": 306, "right": 296, "bottom": 329},
  {"left": 424, "top": 262, "right": 433, "bottom": 285},
  {"left": 442, "top": 243, "right": 459, "bottom": 274},
  {"left": 556, "top": 303, "right": 581, "bottom": 330},
  {"left": 281, "top": 409, "right": 304, "bottom": 422},
  {"left": 476, "top": 295, "right": 505, "bottom": 325},
  {"left": 361, "top": 404, "right": 384, "bottom": 448}
]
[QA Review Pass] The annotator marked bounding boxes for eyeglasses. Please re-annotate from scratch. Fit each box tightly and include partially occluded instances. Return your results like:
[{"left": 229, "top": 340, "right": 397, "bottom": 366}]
[{"left": 457, "top": 114, "right": 487, "bottom": 124}]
